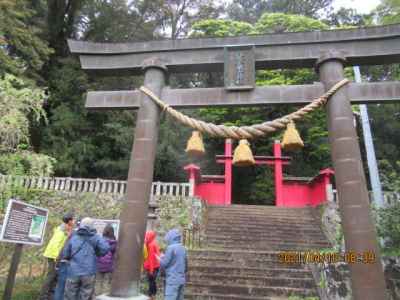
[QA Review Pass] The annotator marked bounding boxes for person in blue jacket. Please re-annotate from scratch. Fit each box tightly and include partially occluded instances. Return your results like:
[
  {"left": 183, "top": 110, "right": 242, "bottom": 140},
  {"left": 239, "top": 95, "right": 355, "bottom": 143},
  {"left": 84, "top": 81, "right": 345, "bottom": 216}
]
[
  {"left": 160, "top": 228, "right": 188, "bottom": 300},
  {"left": 62, "top": 217, "right": 110, "bottom": 300}
]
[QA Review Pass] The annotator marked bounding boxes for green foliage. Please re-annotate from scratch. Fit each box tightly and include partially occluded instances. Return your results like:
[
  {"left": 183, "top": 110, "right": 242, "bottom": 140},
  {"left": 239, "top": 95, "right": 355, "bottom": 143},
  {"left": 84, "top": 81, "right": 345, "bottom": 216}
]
[
  {"left": 80, "top": 0, "right": 157, "bottom": 42},
  {"left": 376, "top": 0, "right": 400, "bottom": 24},
  {"left": 157, "top": 196, "right": 192, "bottom": 233},
  {"left": 154, "top": 117, "right": 192, "bottom": 182},
  {"left": 325, "top": 7, "right": 373, "bottom": 26},
  {"left": 0, "top": 74, "right": 47, "bottom": 152},
  {"left": 0, "top": 74, "right": 55, "bottom": 176},
  {"left": 375, "top": 201, "right": 400, "bottom": 251},
  {"left": 0, "top": 277, "right": 42, "bottom": 300},
  {"left": 0, "top": 0, "right": 52, "bottom": 81},
  {"left": 191, "top": 19, "right": 255, "bottom": 37},
  {"left": 226, "top": 0, "right": 333, "bottom": 23},
  {"left": 255, "top": 13, "right": 328, "bottom": 33},
  {"left": 379, "top": 160, "right": 400, "bottom": 191},
  {"left": 0, "top": 151, "right": 55, "bottom": 176}
]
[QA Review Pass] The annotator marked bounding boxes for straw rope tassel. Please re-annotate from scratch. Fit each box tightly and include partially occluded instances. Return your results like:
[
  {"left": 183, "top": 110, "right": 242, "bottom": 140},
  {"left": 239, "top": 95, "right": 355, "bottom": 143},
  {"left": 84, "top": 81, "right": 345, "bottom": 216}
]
[
  {"left": 282, "top": 121, "right": 304, "bottom": 151},
  {"left": 233, "top": 139, "right": 255, "bottom": 167},
  {"left": 186, "top": 131, "right": 205, "bottom": 156}
]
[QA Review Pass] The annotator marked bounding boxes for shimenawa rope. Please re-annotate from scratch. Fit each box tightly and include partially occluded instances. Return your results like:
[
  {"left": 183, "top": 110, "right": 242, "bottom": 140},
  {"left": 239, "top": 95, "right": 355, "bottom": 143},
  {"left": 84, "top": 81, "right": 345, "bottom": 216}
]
[{"left": 139, "top": 79, "right": 350, "bottom": 140}]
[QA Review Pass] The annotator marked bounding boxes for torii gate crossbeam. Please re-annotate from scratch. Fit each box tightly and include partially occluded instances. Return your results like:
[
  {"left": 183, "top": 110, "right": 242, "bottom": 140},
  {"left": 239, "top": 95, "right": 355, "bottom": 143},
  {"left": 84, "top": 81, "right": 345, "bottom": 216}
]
[{"left": 69, "top": 24, "right": 400, "bottom": 300}]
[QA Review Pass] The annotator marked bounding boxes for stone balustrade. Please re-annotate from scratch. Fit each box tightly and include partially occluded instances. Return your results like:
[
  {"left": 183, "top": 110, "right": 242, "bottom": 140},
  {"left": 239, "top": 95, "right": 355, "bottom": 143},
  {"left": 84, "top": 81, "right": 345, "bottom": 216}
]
[{"left": 0, "top": 174, "right": 193, "bottom": 197}]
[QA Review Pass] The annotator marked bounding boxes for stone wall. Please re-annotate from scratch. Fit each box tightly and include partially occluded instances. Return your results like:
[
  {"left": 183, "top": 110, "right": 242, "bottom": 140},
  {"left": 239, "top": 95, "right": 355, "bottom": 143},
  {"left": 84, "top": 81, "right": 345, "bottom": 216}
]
[
  {"left": 313, "top": 192, "right": 400, "bottom": 300},
  {"left": 310, "top": 257, "right": 400, "bottom": 300}
]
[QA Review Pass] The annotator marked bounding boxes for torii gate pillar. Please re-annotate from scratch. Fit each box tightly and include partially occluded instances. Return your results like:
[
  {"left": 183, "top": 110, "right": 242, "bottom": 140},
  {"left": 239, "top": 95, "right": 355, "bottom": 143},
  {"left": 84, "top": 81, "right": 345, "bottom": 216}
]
[
  {"left": 317, "top": 52, "right": 387, "bottom": 300},
  {"left": 109, "top": 59, "right": 167, "bottom": 298}
]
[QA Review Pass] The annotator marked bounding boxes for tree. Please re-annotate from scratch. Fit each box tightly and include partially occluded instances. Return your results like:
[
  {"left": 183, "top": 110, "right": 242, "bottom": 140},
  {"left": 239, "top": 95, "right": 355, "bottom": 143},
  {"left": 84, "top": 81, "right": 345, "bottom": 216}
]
[
  {"left": 79, "top": 0, "right": 158, "bottom": 42},
  {"left": 375, "top": 0, "right": 400, "bottom": 24},
  {"left": 46, "top": 0, "right": 86, "bottom": 57},
  {"left": 0, "top": 0, "right": 52, "bottom": 83},
  {"left": 325, "top": 7, "right": 372, "bottom": 27},
  {"left": 138, "top": 0, "right": 223, "bottom": 39},
  {"left": 0, "top": 74, "right": 55, "bottom": 176},
  {"left": 255, "top": 12, "right": 328, "bottom": 33},
  {"left": 227, "top": 0, "right": 333, "bottom": 23}
]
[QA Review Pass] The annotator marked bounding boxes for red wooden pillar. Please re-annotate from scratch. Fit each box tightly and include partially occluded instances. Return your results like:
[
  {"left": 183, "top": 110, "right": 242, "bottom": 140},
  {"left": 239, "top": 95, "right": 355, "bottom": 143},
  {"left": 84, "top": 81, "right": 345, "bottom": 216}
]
[
  {"left": 184, "top": 164, "right": 200, "bottom": 196},
  {"left": 274, "top": 140, "right": 284, "bottom": 206},
  {"left": 224, "top": 139, "right": 232, "bottom": 205}
]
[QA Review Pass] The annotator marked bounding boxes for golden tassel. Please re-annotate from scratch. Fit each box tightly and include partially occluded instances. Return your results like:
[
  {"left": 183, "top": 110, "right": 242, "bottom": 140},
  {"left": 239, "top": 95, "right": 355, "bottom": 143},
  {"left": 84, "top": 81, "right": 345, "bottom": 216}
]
[
  {"left": 233, "top": 139, "right": 255, "bottom": 167},
  {"left": 282, "top": 121, "right": 304, "bottom": 151},
  {"left": 185, "top": 131, "right": 205, "bottom": 156}
]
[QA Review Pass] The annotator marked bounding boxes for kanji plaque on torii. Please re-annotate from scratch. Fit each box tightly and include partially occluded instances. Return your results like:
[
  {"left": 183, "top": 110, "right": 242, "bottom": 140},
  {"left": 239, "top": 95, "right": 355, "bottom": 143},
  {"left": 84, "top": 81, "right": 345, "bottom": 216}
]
[{"left": 69, "top": 24, "right": 400, "bottom": 300}]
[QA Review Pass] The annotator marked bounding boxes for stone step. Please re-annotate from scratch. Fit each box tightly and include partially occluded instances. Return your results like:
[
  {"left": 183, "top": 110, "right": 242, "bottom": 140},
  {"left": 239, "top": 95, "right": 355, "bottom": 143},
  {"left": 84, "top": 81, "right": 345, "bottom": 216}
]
[
  {"left": 204, "top": 234, "right": 328, "bottom": 244},
  {"left": 206, "top": 214, "right": 314, "bottom": 220},
  {"left": 207, "top": 209, "right": 313, "bottom": 218},
  {"left": 208, "top": 216, "right": 317, "bottom": 225},
  {"left": 189, "top": 249, "right": 328, "bottom": 263},
  {"left": 188, "top": 274, "right": 316, "bottom": 289},
  {"left": 204, "top": 223, "right": 324, "bottom": 235},
  {"left": 205, "top": 238, "right": 332, "bottom": 251},
  {"left": 190, "top": 205, "right": 324, "bottom": 299},
  {"left": 209, "top": 205, "right": 312, "bottom": 212},
  {"left": 189, "top": 257, "right": 305, "bottom": 269},
  {"left": 206, "top": 242, "right": 330, "bottom": 251},
  {"left": 188, "top": 265, "right": 314, "bottom": 278},
  {"left": 205, "top": 233, "right": 328, "bottom": 242},
  {"left": 206, "top": 221, "right": 322, "bottom": 228},
  {"left": 204, "top": 239, "right": 329, "bottom": 248},
  {"left": 186, "top": 282, "right": 318, "bottom": 298},
  {"left": 207, "top": 211, "right": 315, "bottom": 217},
  {"left": 189, "top": 249, "right": 285, "bottom": 259},
  {"left": 206, "top": 222, "right": 323, "bottom": 234},
  {"left": 206, "top": 238, "right": 330, "bottom": 246},
  {"left": 207, "top": 212, "right": 315, "bottom": 219}
]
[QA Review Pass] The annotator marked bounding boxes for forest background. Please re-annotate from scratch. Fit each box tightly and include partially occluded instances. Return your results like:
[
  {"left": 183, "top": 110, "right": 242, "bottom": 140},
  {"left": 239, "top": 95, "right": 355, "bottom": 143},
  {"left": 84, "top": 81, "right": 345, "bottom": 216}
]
[{"left": 1, "top": 0, "right": 400, "bottom": 205}]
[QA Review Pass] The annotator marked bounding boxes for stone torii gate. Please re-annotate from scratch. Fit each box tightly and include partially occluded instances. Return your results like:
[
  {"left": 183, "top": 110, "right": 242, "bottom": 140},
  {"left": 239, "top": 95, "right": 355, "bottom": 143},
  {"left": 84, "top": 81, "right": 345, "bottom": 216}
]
[{"left": 69, "top": 24, "right": 400, "bottom": 300}]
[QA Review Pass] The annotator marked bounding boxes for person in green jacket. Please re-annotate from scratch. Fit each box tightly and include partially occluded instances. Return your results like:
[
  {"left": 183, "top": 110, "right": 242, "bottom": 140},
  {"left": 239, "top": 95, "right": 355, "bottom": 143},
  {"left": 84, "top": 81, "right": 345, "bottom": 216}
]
[{"left": 38, "top": 212, "right": 75, "bottom": 300}]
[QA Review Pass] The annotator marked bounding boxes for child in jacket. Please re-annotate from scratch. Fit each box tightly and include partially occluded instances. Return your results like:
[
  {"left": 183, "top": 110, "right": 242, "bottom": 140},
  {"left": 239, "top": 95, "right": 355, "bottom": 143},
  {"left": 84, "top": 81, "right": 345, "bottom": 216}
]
[
  {"left": 160, "top": 229, "right": 187, "bottom": 300},
  {"left": 143, "top": 230, "right": 160, "bottom": 300}
]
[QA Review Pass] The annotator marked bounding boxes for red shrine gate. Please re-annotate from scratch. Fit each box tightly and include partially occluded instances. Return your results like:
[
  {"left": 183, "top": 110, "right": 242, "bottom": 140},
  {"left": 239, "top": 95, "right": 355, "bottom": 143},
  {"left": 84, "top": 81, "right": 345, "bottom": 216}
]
[{"left": 185, "top": 139, "right": 334, "bottom": 207}]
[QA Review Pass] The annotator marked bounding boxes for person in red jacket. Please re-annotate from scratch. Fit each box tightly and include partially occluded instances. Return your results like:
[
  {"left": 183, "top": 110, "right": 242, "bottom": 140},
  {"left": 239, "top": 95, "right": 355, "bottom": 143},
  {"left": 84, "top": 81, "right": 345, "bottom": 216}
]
[{"left": 143, "top": 230, "right": 160, "bottom": 300}]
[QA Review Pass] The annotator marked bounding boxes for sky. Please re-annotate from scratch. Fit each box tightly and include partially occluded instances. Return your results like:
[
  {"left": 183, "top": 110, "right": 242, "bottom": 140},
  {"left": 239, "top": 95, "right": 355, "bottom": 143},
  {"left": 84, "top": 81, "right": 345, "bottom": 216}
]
[{"left": 332, "top": 0, "right": 382, "bottom": 14}]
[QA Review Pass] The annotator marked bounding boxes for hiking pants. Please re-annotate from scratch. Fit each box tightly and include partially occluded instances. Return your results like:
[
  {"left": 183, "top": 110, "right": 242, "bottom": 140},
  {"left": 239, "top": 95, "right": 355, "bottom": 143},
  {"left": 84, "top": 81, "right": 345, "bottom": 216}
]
[{"left": 64, "top": 275, "right": 96, "bottom": 300}]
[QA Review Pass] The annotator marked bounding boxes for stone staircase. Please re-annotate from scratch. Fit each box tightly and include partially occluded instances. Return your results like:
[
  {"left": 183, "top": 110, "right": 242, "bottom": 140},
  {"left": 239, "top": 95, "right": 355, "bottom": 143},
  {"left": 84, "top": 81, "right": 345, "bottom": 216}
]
[{"left": 185, "top": 205, "right": 331, "bottom": 299}]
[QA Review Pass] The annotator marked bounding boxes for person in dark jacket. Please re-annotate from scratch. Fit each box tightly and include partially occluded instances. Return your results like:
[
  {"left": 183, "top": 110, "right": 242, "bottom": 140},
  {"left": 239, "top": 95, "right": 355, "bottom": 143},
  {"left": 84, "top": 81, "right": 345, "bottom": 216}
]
[
  {"left": 160, "top": 229, "right": 188, "bottom": 300},
  {"left": 95, "top": 224, "right": 117, "bottom": 296},
  {"left": 62, "top": 217, "right": 110, "bottom": 300},
  {"left": 143, "top": 230, "right": 160, "bottom": 300}
]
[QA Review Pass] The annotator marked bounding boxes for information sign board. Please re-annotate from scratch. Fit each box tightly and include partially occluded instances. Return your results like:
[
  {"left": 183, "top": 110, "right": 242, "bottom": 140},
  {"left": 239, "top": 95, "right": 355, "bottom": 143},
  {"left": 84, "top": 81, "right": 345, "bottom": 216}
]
[
  {"left": 92, "top": 219, "right": 120, "bottom": 240},
  {"left": 0, "top": 199, "right": 49, "bottom": 245}
]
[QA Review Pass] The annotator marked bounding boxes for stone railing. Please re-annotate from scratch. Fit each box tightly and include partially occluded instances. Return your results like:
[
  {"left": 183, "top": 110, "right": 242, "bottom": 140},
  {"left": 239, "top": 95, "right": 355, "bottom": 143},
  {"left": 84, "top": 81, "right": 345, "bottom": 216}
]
[
  {"left": 332, "top": 189, "right": 400, "bottom": 207},
  {"left": 0, "top": 174, "right": 193, "bottom": 197}
]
